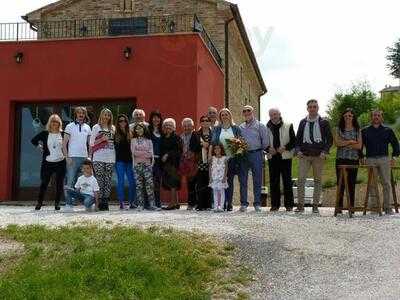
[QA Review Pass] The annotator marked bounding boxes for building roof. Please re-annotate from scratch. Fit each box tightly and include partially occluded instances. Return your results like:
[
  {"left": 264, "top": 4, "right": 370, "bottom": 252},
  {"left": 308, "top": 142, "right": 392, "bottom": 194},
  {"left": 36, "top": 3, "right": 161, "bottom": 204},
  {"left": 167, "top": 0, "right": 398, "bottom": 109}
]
[
  {"left": 380, "top": 86, "right": 400, "bottom": 93},
  {"left": 23, "top": 0, "right": 81, "bottom": 21},
  {"left": 229, "top": 4, "right": 267, "bottom": 95}
]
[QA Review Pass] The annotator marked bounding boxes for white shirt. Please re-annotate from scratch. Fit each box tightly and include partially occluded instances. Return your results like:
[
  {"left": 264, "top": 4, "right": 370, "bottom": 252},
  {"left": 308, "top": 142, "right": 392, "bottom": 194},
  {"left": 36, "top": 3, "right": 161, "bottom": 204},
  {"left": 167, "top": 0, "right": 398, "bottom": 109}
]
[
  {"left": 90, "top": 124, "right": 116, "bottom": 163},
  {"left": 65, "top": 122, "right": 91, "bottom": 158},
  {"left": 75, "top": 175, "right": 99, "bottom": 197},
  {"left": 219, "top": 127, "right": 234, "bottom": 158},
  {"left": 46, "top": 133, "right": 64, "bottom": 162}
]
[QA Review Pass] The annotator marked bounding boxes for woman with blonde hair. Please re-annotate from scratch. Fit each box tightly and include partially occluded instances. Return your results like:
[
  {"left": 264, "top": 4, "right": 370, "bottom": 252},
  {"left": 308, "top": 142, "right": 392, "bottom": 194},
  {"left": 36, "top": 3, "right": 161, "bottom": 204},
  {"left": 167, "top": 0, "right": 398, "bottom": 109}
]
[
  {"left": 31, "top": 114, "right": 66, "bottom": 210},
  {"left": 90, "top": 108, "right": 115, "bottom": 210},
  {"left": 210, "top": 108, "right": 243, "bottom": 211}
]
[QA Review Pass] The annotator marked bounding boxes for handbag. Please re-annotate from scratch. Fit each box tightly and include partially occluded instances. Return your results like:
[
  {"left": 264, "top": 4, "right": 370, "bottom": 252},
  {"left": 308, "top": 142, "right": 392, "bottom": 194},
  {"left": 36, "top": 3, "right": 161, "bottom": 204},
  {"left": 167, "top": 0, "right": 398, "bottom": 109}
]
[
  {"left": 91, "top": 132, "right": 108, "bottom": 153},
  {"left": 178, "top": 154, "right": 198, "bottom": 178}
]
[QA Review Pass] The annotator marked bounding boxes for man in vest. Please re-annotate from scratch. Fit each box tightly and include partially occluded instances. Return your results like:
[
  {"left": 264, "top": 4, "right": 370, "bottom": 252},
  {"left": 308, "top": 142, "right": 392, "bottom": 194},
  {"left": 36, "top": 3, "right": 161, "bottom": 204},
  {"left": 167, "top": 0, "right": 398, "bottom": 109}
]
[
  {"left": 266, "top": 108, "right": 296, "bottom": 211},
  {"left": 295, "top": 99, "right": 333, "bottom": 213}
]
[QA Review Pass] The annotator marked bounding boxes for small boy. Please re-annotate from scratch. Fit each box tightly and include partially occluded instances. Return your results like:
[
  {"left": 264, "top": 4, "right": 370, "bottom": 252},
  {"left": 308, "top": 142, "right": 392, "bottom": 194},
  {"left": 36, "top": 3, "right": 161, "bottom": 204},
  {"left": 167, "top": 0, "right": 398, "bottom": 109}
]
[{"left": 65, "top": 159, "right": 99, "bottom": 212}]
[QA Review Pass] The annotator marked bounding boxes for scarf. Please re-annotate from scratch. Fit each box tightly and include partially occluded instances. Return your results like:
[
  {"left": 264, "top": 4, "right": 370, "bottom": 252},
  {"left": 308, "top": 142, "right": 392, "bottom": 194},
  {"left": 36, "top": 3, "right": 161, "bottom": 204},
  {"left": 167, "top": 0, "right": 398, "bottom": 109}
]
[
  {"left": 303, "top": 115, "right": 322, "bottom": 144},
  {"left": 181, "top": 133, "right": 192, "bottom": 154}
]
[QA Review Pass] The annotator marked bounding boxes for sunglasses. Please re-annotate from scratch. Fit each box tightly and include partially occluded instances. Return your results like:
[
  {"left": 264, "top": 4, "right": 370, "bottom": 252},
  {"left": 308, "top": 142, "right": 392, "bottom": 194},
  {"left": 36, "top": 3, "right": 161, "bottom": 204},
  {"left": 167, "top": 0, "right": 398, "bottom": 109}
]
[
  {"left": 201, "top": 119, "right": 210, "bottom": 122},
  {"left": 242, "top": 109, "right": 252, "bottom": 113}
]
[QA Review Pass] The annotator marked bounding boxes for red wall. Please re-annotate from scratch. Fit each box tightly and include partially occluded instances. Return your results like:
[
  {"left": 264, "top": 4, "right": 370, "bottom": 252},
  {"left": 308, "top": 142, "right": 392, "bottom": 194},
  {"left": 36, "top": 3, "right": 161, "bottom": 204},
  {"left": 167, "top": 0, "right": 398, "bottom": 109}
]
[
  {"left": 0, "top": 34, "right": 224, "bottom": 201},
  {"left": 196, "top": 38, "right": 225, "bottom": 126}
]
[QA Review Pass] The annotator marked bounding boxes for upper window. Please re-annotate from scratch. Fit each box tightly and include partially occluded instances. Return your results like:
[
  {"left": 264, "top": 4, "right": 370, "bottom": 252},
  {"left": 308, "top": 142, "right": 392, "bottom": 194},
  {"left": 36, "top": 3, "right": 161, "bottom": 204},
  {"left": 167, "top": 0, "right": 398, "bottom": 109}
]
[{"left": 122, "top": 0, "right": 134, "bottom": 12}]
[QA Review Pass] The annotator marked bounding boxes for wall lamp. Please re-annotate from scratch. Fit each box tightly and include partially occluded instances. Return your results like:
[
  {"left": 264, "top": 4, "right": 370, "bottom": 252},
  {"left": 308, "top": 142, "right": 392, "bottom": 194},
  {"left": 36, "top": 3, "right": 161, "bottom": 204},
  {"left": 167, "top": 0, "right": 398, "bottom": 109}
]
[
  {"left": 123, "top": 47, "right": 132, "bottom": 60},
  {"left": 15, "top": 52, "right": 24, "bottom": 64}
]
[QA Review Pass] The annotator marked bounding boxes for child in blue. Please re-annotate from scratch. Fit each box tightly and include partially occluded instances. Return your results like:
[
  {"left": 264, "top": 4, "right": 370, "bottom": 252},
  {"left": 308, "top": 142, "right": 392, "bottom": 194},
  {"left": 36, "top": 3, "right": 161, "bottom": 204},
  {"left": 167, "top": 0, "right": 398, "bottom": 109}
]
[{"left": 65, "top": 159, "right": 99, "bottom": 212}]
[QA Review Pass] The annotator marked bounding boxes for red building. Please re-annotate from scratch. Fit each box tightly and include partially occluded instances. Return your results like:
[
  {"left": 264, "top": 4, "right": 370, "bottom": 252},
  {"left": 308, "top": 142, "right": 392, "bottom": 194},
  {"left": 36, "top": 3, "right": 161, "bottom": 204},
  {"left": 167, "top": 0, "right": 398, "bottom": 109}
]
[{"left": 0, "top": 33, "right": 224, "bottom": 201}]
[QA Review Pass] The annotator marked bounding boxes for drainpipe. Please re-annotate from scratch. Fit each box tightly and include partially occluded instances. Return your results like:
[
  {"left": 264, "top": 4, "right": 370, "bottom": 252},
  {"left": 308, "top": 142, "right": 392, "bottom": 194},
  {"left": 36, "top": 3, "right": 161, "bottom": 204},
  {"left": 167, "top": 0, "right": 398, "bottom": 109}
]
[{"left": 224, "top": 17, "right": 234, "bottom": 108}]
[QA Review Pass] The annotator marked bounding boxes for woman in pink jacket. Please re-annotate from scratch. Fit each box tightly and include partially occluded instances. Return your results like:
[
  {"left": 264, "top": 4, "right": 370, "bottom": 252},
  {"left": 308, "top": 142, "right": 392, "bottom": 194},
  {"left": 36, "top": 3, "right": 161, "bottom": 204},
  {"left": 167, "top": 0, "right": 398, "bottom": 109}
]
[{"left": 131, "top": 123, "right": 157, "bottom": 210}]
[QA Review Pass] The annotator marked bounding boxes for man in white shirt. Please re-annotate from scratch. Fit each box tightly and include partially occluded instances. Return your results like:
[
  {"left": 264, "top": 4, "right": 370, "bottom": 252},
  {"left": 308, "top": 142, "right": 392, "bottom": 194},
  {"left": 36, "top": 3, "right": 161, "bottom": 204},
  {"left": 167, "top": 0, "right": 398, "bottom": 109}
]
[
  {"left": 63, "top": 107, "right": 92, "bottom": 189},
  {"left": 208, "top": 106, "right": 219, "bottom": 129}
]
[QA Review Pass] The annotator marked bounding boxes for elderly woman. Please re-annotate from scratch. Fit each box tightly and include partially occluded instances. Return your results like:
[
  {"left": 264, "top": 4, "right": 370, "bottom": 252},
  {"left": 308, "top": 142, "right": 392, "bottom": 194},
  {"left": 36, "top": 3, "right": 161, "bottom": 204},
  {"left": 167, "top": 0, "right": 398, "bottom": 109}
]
[
  {"left": 190, "top": 115, "right": 213, "bottom": 210},
  {"left": 31, "top": 114, "right": 66, "bottom": 211},
  {"left": 180, "top": 118, "right": 198, "bottom": 210},
  {"left": 211, "top": 108, "right": 243, "bottom": 211},
  {"left": 160, "top": 118, "right": 183, "bottom": 210}
]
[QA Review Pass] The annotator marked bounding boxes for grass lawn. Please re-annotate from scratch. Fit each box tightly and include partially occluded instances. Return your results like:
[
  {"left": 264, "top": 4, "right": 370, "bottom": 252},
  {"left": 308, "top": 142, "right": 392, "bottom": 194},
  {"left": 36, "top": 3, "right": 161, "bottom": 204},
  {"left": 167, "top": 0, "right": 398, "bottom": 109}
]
[{"left": 0, "top": 225, "right": 249, "bottom": 300}]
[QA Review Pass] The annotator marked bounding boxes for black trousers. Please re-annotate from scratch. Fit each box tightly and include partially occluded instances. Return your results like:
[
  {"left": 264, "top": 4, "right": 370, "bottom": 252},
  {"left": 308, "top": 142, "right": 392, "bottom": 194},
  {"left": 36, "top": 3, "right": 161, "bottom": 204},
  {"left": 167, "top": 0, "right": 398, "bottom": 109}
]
[
  {"left": 268, "top": 156, "right": 294, "bottom": 209},
  {"left": 335, "top": 158, "right": 358, "bottom": 207},
  {"left": 195, "top": 170, "right": 212, "bottom": 210},
  {"left": 38, "top": 160, "right": 66, "bottom": 206},
  {"left": 187, "top": 176, "right": 197, "bottom": 207}
]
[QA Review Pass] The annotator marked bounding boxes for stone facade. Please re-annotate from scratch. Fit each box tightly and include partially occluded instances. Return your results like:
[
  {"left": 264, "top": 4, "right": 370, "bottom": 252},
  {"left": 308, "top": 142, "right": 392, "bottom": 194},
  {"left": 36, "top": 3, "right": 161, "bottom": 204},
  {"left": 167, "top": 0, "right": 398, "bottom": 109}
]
[{"left": 25, "top": 0, "right": 266, "bottom": 122}]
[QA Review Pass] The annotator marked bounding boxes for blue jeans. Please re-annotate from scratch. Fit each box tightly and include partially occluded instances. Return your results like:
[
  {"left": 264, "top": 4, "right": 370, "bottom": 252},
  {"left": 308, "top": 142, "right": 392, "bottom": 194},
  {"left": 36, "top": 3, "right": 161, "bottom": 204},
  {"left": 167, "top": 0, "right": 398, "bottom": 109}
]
[
  {"left": 225, "top": 158, "right": 245, "bottom": 210},
  {"left": 66, "top": 190, "right": 95, "bottom": 208},
  {"left": 65, "top": 157, "right": 87, "bottom": 188},
  {"left": 115, "top": 161, "right": 136, "bottom": 205},
  {"left": 239, "top": 150, "right": 264, "bottom": 207}
]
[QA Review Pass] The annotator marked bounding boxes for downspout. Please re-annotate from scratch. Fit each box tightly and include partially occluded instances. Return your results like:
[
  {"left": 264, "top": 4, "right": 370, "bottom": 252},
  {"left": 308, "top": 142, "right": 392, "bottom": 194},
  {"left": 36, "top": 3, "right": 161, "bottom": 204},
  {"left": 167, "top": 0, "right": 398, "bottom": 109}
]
[{"left": 224, "top": 17, "right": 234, "bottom": 108}]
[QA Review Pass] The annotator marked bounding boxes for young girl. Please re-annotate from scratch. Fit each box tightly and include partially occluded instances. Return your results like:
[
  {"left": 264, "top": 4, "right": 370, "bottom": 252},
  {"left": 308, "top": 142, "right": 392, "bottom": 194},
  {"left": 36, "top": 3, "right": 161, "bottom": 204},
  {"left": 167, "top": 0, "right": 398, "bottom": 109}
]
[
  {"left": 209, "top": 143, "right": 228, "bottom": 212},
  {"left": 131, "top": 123, "right": 157, "bottom": 210}
]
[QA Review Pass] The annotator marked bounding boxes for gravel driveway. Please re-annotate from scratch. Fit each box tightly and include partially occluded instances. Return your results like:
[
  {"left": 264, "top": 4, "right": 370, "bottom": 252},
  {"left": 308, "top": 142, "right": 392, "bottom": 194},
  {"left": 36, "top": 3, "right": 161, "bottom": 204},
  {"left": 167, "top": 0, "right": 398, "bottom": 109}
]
[{"left": 1, "top": 206, "right": 400, "bottom": 299}]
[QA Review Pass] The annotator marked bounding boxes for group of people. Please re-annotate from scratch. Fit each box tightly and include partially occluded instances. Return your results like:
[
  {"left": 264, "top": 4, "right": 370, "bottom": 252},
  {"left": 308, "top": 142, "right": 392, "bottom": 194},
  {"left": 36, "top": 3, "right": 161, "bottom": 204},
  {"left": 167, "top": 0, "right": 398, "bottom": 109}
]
[{"left": 31, "top": 99, "right": 400, "bottom": 215}]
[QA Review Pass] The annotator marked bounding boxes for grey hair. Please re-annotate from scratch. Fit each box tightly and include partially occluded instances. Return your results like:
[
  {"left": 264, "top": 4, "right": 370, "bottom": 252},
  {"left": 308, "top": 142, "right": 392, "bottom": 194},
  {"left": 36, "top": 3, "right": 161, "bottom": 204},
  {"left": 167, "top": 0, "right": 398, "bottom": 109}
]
[
  {"left": 132, "top": 109, "right": 145, "bottom": 118},
  {"left": 181, "top": 117, "right": 194, "bottom": 126},
  {"left": 163, "top": 118, "right": 176, "bottom": 130},
  {"left": 269, "top": 108, "right": 281, "bottom": 115}
]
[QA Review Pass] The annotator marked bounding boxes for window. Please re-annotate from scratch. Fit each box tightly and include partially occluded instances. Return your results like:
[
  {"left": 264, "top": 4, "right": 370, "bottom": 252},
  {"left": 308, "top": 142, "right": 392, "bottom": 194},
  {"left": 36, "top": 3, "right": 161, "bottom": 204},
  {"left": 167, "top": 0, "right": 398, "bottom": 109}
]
[{"left": 122, "top": 0, "right": 134, "bottom": 12}]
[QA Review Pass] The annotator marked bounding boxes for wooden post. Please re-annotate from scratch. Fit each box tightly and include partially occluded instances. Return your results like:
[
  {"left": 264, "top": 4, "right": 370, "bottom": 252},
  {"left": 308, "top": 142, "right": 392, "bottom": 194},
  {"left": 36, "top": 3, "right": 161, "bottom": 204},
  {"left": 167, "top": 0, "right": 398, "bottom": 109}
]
[{"left": 391, "top": 170, "right": 399, "bottom": 213}]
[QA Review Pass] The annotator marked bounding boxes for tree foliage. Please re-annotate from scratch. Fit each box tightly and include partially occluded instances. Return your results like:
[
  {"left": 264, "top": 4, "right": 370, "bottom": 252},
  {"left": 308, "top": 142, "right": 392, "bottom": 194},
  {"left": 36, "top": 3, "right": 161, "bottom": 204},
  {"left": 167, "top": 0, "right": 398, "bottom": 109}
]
[
  {"left": 386, "top": 38, "right": 400, "bottom": 82},
  {"left": 327, "top": 81, "right": 378, "bottom": 126}
]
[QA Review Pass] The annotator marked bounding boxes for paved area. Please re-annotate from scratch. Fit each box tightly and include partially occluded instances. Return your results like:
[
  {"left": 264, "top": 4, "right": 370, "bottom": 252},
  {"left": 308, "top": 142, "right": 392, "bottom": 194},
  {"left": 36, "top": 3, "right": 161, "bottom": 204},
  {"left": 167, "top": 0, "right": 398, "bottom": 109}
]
[{"left": 0, "top": 206, "right": 400, "bottom": 299}]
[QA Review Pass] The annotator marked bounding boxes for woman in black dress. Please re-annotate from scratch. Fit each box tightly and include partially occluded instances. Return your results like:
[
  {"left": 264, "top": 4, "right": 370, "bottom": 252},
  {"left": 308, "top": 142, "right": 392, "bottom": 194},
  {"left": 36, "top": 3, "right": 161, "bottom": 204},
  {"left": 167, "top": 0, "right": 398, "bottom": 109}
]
[
  {"left": 190, "top": 115, "right": 212, "bottom": 210},
  {"left": 148, "top": 111, "right": 163, "bottom": 208},
  {"left": 160, "top": 118, "right": 183, "bottom": 210}
]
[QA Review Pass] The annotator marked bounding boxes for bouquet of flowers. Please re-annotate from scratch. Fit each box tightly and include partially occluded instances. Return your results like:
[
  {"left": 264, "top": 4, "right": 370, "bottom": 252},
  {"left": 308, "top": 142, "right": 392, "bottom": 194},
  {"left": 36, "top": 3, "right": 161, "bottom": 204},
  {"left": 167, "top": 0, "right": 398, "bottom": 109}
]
[{"left": 225, "top": 137, "right": 248, "bottom": 159}]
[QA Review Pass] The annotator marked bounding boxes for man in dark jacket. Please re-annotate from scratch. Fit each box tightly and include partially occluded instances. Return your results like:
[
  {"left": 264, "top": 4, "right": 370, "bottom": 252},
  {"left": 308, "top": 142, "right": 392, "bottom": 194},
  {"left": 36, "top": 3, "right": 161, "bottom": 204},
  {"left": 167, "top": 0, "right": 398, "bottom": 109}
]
[
  {"left": 295, "top": 99, "right": 333, "bottom": 213},
  {"left": 362, "top": 109, "right": 399, "bottom": 215}
]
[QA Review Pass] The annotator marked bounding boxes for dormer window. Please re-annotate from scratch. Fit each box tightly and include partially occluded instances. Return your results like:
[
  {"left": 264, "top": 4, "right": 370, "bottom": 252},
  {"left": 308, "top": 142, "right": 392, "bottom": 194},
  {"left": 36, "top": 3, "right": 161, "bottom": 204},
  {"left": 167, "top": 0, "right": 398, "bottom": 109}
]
[{"left": 122, "top": 0, "right": 134, "bottom": 12}]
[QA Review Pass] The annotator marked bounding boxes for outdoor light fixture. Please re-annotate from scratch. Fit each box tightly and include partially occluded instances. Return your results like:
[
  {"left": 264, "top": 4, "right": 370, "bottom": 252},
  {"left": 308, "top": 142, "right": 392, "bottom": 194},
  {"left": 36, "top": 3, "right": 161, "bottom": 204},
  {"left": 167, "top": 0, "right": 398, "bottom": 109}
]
[
  {"left": 15, "top": 52, "right": 24, "bottom": 64},
  {"left": 123, "top": 47, "right": 132, "bottom": 60},
  {"left": 169, "top": 21, "right": 176, "bottom": 33}
]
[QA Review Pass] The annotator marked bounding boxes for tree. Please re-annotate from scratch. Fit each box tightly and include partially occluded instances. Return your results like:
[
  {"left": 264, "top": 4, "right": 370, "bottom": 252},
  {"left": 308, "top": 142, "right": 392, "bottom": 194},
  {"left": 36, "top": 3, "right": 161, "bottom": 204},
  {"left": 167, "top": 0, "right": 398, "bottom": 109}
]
[
  {"left": 327, "top": 81, "right": 378, "bottom": 126},
  {"left": 386, "top": 39, "right": 400, "bottom": 84}
]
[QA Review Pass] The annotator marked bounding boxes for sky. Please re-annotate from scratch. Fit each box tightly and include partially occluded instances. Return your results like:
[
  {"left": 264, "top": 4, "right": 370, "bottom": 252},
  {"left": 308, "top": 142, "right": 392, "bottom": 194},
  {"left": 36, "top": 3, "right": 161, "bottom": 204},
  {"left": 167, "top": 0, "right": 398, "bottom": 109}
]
[{"left": 1, "top": 0, "right": 400, "bottom": 125}]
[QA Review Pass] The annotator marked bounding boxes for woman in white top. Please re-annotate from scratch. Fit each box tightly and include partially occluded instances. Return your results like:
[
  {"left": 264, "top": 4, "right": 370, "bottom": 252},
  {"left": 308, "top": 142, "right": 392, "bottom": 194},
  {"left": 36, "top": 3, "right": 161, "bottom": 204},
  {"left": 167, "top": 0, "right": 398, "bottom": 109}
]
[
  {"left": 31, "top": 114, "right": 66, "bottom": 211},
  {"left": 90, "top": 108, "right": 115, "bottom": 211}
]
